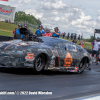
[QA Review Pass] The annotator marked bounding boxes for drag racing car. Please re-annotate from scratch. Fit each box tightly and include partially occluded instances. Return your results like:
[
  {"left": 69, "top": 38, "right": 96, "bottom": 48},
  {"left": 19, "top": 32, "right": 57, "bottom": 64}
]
[{"left": 0, "top": 29, "right": 91, "bottom": 73}]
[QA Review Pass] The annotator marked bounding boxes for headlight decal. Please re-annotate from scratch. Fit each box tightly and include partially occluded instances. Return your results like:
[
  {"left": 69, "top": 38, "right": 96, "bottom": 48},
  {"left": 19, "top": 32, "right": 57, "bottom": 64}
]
[{"left": 11, "top": 50, "right": 24, "bottom": 54}]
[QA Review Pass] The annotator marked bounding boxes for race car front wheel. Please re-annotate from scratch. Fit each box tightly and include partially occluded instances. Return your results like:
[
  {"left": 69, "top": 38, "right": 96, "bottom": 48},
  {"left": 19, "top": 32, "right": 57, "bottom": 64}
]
[
  {"left": 78, "top": 59, "right": 87, "bottom": 74},
  {"left": 34, "top": 54, "right": 45, "bottom": 72}
]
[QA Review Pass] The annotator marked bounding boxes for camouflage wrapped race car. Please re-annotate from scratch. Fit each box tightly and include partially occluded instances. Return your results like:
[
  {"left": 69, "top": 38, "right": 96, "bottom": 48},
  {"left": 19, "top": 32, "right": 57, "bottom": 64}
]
[{"left": 0, "top": 32, "right": 91, "bottom": 73}]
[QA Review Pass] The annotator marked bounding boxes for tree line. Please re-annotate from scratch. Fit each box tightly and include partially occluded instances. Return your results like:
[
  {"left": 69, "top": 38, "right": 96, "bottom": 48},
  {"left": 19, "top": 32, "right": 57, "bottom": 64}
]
[
  {"left": 14, "top": 11, "right": 42, "bottom": 26},
  {"left": 84, "top": 36, "right": 95, "bottom": 42}
]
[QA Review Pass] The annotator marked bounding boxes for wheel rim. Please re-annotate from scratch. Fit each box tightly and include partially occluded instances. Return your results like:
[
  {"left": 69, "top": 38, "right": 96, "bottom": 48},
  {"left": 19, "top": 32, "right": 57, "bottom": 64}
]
[
  {"left": 35, "top": 55, "right": 44, "bottom": 72},
  {"left": 78, "top": 62, "right": 86, "bottom": 73},
  {"left": 35, "top": 57, "right": 42, "bottom": 68},
  {"left": 79, "top": 63, "right": 83, "bottom": 69}
]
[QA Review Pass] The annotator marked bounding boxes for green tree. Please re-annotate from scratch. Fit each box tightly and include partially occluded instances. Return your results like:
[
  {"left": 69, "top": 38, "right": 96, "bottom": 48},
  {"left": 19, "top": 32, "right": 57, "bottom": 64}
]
[
  {"left": 14, "top": 11, "right": 42, "bottom": 26},
  {"left": 88, "top": 36, "right": 95, "bottom": 42},
  {"left": 36, "top": 19, "right": 42, "bottom": 26}
]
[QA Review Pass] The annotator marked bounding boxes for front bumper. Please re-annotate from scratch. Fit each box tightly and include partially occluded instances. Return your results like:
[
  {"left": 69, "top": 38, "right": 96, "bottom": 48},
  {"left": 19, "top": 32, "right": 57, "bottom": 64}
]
[{"left": 0, "top": 53, "right": 34, "bottom": 68}]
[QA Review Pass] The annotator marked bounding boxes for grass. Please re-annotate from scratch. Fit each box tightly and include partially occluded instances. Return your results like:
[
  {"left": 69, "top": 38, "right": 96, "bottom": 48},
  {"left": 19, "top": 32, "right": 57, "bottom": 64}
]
[
  {"left": 61, "top": 37, "right": 92, "bottom": 49},
  {"left": 0, "top": 21, "right": 36, "bottom": 36},
  {"left": 0, "top": 30, "right": 11, "bottom": 36}
]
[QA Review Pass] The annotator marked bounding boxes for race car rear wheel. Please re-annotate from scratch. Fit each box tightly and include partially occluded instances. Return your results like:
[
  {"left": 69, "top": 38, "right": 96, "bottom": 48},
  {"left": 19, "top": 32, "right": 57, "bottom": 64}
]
[{"left": 34, "top": 54, "right": 45, "bottom": 72}]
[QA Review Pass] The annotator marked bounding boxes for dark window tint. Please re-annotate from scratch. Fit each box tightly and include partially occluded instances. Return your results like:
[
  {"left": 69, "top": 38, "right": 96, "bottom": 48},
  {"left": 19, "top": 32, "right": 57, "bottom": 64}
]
[
  {"left": 39, "top": 37, "right": 63, "bottom": 47},
  {"left": 59, "top": 44, "right": 66, "bottom": 49},
  {"left": 76, "top": 45, "right": 83, "bottom": 52},
  {"left": 66, "top": 44, "right": 77, "bottom": 52}
]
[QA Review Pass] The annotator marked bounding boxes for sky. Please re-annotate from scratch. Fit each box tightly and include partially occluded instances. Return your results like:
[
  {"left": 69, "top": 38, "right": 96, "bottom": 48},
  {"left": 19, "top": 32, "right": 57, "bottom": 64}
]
[{"left": 0, "top": 0, "right": 100, "bottom": 38}]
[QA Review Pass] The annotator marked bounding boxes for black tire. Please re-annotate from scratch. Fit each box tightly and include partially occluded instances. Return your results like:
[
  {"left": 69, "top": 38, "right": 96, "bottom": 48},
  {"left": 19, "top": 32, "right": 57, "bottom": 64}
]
[
  {"left": 34, "top": 54, "right": 45, "bottom": 72},
  {"left": 78, "top": 59, "right": 87, "bottom": 74}
]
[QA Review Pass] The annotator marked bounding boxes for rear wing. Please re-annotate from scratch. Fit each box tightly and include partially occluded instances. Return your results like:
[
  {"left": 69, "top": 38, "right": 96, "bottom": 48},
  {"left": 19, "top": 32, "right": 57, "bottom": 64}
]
[{"left": 0, "top": 35, "right": 13, "bottom": 42}]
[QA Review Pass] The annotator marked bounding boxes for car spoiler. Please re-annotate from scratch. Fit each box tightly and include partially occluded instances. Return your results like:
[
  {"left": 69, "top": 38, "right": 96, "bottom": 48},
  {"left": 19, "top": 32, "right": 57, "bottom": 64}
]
[{"left": 0, "top": 35, "right": 13, "bottom": 41}]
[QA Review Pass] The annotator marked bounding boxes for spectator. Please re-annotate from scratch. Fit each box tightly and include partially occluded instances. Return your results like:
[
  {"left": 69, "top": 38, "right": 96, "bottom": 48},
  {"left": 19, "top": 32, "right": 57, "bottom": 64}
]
[
  {"left": 24, "top": 24, "right": 28, "bottom": 28},
  {"left": 65, "top": 32, "right": 66, "bottom": 38},
  {"left": 71, "top": 33, "right": 73, "bottom": 40},
  {"left": 35, "top": 25, "right": 45, "bottom": 37},
  {"left": 81, "top": 35, "right": 83, "bottom": 40},
  {"left": 67, "top": 33, "right": 70, "bottom": 39},
  {"left": 10, "top": 28, "right": 17, "bottom": 37},
  {"left": 14, "top": 24, "right": 23, "bottom": 39},
  {"left": 24, "top": 24, "right": 33, "bottom": 35},
  {"left": 96, "top": 50, "right": 100, "bottom": 65},
  {"left": 45, "top": 29, "right": 51, "bottom": 37},
  {"left": 63, "top": 32, "right": 66, "bottom": 38},
  {"left": 78, "top": 35, "right": 80, "bottom": 41},
  {"left": 61, "top": 32, "right": 63, "bottom": 38},
  {"left": 74, "top": 34, "right": 77, "bottom": 40},
  {"left": 72, "top": 39, "right": 77, "bottom": 44},
  {"left": 52, "top": 27, "right": 60, "bottom": 38},
  {"left": 23, "top": 21, "right": 28, "bottom": 26},
  {"left": 91, "top": 37, "right": 100, "bottom": 63},
  {"left": 80, "top": 40, "right": 84, "bottom": 47},
  {"left": 41, "top": 25, "right": 45, "bottom": 32},
  {"left": 91, "top": 39, "right": 96, "bottom": 50}
]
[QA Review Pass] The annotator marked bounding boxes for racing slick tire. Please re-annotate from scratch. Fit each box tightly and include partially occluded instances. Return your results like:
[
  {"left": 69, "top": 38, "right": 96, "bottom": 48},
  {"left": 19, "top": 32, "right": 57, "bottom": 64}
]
[
  {"left": 78, "top": 59, "right": 87, "bottom": 74},
  {"left": 34, "top": 54, "right": 45, "bottom": 72}
]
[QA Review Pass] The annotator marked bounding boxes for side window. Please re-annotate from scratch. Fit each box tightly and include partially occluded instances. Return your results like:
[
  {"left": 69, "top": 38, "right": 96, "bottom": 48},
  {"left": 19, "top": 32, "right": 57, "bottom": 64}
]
[
  {"left": 76, "top": 45, "right": 83, "bottom": 52},
  {"left": 55, "top": 42, "right": 77, "bottom": 52},
  {"left": 55, "top": 43, "right": 66, "bottom": 50},
  {"left": 59, "top": 44, "right": 66, "bottom": 49},
  {"left": 65, "top": 43, "right": 77, "bottom": 52}
]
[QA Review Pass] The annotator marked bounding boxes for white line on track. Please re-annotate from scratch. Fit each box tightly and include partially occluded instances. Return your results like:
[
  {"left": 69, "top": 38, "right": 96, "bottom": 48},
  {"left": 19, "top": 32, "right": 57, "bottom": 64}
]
[{"left": 66, "top": 93, "right": 100, "bottom": 100}]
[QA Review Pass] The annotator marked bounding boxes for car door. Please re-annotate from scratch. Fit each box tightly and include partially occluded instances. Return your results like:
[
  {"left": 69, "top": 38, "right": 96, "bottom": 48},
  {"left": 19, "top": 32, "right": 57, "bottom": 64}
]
[
  {"left": 55, "top": 42, "right": 68, "bottom": 67},
  {"left": 55, "top": 42, "right": 80, "bottom": 67},
  {"left": 65, "top": 42, "right": 80, "bottom": 67}
]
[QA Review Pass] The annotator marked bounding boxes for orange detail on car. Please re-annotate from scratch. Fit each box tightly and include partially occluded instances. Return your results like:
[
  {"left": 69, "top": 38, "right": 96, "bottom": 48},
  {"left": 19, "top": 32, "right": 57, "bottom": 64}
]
[
  {"left": 64, "top": 52, "right": 73, "bottom": 67},
  {"left": 25, "top": 53, "right": 34, "bottom": 61}
]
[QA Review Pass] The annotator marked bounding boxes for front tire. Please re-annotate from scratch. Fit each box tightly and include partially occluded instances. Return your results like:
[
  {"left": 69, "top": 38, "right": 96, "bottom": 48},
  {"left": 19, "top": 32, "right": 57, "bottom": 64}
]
[
  {"left": 78, "top": 59, "right": 87, "bottom": 74},
  {"left": 34, "top": 54, "right": 45, "bottom": 72}
]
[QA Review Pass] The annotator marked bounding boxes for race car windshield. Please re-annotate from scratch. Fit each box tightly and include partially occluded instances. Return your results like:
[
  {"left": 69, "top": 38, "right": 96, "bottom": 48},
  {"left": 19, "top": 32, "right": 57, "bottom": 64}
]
[{"left": 39, "top": 37, "right": 63, "bottom": 47}]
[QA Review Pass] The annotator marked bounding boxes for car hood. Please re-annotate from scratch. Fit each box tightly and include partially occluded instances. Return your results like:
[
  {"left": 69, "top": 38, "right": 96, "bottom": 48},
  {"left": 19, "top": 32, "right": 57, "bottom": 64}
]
[
  {"left": 0, "top": 40, "right": 43, "bottom": 50},
  {"left": 0, "top": 40, "right": 50, "bottom": 50}
]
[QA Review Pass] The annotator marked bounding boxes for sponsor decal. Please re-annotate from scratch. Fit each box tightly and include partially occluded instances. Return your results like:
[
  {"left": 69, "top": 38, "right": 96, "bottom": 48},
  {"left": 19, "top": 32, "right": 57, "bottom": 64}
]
[
  {"left": 75, "top": 67, "right": 78, "bottom": 72},
  {"left": 70, "top": 70, "right": 75, "bottom": 72},
  {"left": 25, "top": 53, "right": 34, "bottom": 62},
  {"left": 0, "top": 7, "right": 12, "bottom": 16},
  {"left": 64, "top": 52, "right": 73, "bottom": 67},
  {"left": 38, "top": 49, "right": 46, "bottom": 52}
]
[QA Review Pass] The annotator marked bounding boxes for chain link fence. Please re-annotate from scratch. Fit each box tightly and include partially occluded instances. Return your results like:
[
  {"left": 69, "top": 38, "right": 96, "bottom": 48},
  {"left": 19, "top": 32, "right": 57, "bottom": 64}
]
[
  {"left": 5, "top": 20, "right": 38, "bottom": 30},
  {"left": 14, "top": 21, "right": 38, "bottom": 30}
]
